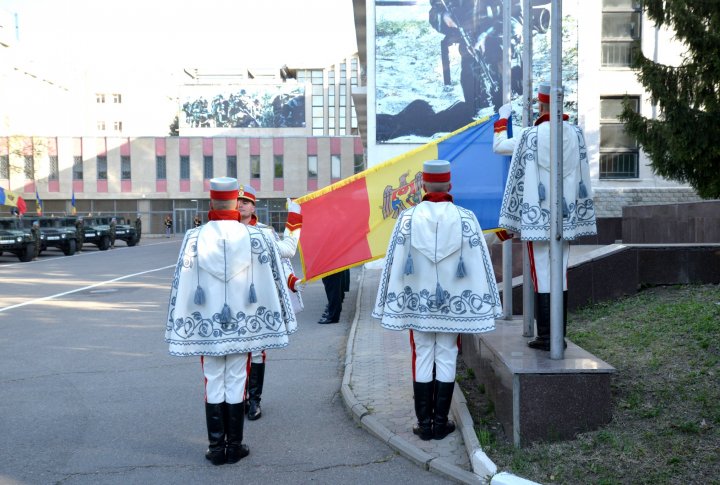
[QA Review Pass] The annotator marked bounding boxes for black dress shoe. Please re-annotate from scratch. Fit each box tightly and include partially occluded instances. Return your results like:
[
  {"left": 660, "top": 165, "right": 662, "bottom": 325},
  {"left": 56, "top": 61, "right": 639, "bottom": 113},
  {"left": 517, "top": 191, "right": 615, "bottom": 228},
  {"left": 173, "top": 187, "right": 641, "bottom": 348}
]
[{"left": 317, "top": 317, "right": 339, "bottom": 324}]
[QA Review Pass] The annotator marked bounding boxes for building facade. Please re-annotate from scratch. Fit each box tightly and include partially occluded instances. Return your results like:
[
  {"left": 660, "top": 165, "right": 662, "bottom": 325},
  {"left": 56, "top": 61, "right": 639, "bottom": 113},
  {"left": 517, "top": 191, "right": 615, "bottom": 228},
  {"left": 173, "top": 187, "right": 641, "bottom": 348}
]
[
  {"left": 1, "top": 5, "right": 364, "bottom": 235},
  {"left": 352, "top": 0, "right": 703, "bottom": 219}
]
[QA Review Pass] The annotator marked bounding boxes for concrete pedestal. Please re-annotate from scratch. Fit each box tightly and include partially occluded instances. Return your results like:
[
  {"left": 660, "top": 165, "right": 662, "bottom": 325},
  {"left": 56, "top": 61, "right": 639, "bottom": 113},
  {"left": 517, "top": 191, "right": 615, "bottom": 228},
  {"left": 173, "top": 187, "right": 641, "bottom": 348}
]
[{"left": 462, "top": 319, "right": 615, "bottom": 447}]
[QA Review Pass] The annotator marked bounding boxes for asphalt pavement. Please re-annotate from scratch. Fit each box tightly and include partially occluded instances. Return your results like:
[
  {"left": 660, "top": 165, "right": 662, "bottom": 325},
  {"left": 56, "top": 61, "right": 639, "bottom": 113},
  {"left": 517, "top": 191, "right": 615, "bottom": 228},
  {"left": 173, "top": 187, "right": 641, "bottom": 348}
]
[{"left": 0, "top": 237, "right": 453, "bottom": 485}]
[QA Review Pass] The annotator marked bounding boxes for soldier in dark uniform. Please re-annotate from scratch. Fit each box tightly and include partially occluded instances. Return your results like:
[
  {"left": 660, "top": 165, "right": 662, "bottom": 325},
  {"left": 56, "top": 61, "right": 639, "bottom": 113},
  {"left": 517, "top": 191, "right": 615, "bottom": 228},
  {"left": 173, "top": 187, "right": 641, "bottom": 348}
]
[
  {"left": 134, "top": 214, "right": 142, "bottom": 241},
  {"left": 109, "top": 218, "right": 117, "bottom": 249},
  {"left": 31, "top": 221, "right": 41, "bottom": 259},
  {"left": 75, "top": 217, "right": 85, "bottom": 251}
]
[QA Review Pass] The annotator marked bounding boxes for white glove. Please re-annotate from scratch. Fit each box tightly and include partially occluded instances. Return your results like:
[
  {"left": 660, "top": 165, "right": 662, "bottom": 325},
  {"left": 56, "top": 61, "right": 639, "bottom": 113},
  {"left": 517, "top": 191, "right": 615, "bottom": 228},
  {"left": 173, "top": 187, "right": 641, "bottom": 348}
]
[
  {"left": 287, "top": 197, "right": 301, "bottom": 214},
  {"left": 498, "top": 102, "right": 512, "bottom": 120}
]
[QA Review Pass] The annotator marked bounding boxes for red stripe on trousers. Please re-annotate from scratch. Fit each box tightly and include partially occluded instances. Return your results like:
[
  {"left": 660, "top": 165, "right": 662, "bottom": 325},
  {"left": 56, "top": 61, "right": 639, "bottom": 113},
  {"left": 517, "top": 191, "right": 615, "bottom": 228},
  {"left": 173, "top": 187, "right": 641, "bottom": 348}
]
[
  {"left": 527, "top": 241, "right": 538, "bottom": 293},
  {"left": 245, "top": 354, "right": 252, "bottom": 402},
  {"left": 201, "top": 356, "right": 208, "bottom": 403},
  {"left": 409, "top": 330, "right": 417, "bottom": 382}
]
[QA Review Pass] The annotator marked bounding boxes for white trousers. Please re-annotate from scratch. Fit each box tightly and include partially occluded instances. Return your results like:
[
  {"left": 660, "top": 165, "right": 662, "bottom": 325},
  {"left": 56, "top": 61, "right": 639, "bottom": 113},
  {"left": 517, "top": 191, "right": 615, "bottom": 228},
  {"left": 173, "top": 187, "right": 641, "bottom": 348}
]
[
  {"left": 201, "top": 353, "right": 250, "bottom": 404},
  {"left": 527, "top": 240, "right": 570, "bottom": 293},
  {"left": 409, "top": 330, "right": 459, "bottom": 383},
  {"left": 250, "top": 349, "right": 266, "bottom": 365}
]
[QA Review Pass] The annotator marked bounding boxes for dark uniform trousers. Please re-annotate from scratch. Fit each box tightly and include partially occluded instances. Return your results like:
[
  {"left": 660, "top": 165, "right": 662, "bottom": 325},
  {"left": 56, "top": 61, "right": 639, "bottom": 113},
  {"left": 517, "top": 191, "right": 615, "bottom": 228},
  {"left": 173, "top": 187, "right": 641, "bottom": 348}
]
[{"left": 322, "top": 269, "right": 349, "bottom": 322}]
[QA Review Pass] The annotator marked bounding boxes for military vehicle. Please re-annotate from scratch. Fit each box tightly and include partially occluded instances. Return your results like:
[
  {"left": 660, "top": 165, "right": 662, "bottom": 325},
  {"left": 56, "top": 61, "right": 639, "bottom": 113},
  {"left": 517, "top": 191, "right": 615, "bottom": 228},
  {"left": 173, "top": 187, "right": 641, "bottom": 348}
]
[
  {"left": 0, "top": 217, "right": 36, "bottom": 262},
  {"left": 76, "top": 217, "right": 112, "bottom": 251},
  {"left": 22, "top": 216, "right": 78, "bottom": 256},
  {"left": 85, "top": 216, "right": 139, "bottom": 247}
]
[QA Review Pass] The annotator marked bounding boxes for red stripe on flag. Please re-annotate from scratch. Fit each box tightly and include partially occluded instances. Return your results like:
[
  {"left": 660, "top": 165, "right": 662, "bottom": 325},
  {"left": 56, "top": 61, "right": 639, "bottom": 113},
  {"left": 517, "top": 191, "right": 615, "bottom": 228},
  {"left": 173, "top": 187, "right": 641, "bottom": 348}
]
[{"left": 299, "top": 177, "right": 372, "bottom": 281}]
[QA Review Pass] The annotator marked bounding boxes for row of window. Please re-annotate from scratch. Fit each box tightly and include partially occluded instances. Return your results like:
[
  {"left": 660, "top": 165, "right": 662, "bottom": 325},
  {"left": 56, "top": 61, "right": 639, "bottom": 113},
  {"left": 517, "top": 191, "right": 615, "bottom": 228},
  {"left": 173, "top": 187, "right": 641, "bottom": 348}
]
[
  {"left": 0, "top": 126, "right": 635, "bottom": 182},
  {"left": 96, "top": 93, "right": 123, "bottom": 104},
  {"left": 97, "top": 121, "right": 123, "bottom": 132},
  {"left": 155, "top": 154, "right": 365, "bottom": 182}
]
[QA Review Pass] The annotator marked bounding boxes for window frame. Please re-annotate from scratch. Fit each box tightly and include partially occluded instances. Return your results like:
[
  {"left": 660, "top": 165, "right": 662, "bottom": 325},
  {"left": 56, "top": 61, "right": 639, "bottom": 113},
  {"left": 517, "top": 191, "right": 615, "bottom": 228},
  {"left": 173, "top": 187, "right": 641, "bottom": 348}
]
[
  {"left": 121, "top": 155, "right": 131, "bottom": 180},
  {"left": 599, "top": 96, "right": 640, "bottom": 179},
  {"left": 96, "top": 155, "right": 108, "bottom": 181},
  {"left": 601, "top": 0, "right": 642, "bottom": 68}
]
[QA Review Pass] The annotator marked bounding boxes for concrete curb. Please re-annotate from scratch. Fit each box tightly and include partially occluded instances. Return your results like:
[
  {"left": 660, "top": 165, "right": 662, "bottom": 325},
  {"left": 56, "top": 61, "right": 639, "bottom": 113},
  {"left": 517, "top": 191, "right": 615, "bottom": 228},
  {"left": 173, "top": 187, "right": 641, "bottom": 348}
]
[{"left": 340, "top": 266, "right": 489, "bottom": 484}]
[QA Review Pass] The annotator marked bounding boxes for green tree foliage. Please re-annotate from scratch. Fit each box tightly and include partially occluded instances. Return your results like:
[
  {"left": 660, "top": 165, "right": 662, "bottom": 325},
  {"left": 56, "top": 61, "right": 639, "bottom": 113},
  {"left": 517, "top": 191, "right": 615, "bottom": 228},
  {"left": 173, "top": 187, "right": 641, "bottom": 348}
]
[{"left": 619, "top": 0, "right": 720, "bottom": 198}]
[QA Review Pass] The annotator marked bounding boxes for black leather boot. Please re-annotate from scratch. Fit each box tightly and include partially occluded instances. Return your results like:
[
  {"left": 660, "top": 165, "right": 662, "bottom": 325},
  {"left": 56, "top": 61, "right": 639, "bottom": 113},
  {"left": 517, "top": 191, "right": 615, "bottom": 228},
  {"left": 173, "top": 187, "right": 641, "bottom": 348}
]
[
  {"left": 528, "top": 293, "right": 551, "bottom": 351},
  {"left": 204, "top": 402, "right": 226, "bottom": 465},
  {"left": 247, "top": 363, "right": 265, "bottom": 421},
  {"left": 225, "top": 402, "right": 250, "bottom": 464},
  {"left": 433, "top": 381, "right": 457, "bottom": 440},
  {"left": 412, "top": 381, "right": 434, "bottom": 441}
]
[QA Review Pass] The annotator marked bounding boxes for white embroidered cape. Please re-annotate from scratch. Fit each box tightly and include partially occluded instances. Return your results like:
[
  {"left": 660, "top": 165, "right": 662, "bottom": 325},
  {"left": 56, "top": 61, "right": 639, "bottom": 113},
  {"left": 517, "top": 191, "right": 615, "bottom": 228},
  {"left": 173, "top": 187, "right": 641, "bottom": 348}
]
[
  {"left": 165, "top": 220, "right": 296, "bottom": 357},
  {"left": 498, "top": 121, "right": 597, "bottom": 241},
  {"left": 373, "top": 201, "right": 502, "bottom": 333}
]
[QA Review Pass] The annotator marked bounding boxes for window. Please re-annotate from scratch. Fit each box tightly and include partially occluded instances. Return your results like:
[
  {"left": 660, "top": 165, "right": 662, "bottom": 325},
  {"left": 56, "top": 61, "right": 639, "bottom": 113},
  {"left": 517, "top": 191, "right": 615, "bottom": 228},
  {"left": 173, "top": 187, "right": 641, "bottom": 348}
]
[
  {"left": 97, "top": 121, "right": 106, "bottom": 131},
  {"left": 49, "top": 155, "right": 59, "bottom": 181},
  {"left": 180, "top": 155, "right": 190, "bottom": 180},
  {"left": 96, "top": 93, "right": 105, "bottom": 103},
  {"left": 73, "top": 156, "right": 83, "bottom": 180},
  {"left": 273, "top": 155, "right": 283, "bottom": 178},
  {"left": 24, "top": 155, "right": 34, "bottom": 179},
  {"left": 307, "top": 155, "right": 318, "bottom": 178},
  {"left": 250, "top": 155, "right": 261, "bottom": 179},
  {"left": 121, "top": 155, "right": 131, "bottom": 180},
  {"left": 600, "top": 96, "right": 639, "bottom": 179},
  {"left": 112, "top": 93, "right": 122, "bottom": 103},
  {"left": 203, "top": 155, "right": 213, "bottom": 179},
  {"left": 0, "top": 154, "right": 8, "bottom": 179},
  {"left": 601, "top": 0, "right": 642, "bottom": 67},
  {"left": 331, "top": 155, "right": 341, "bottom": 179},
  {"left": 156, "top": 155, "right": 167, "bottom": 180},
  {"left": 97, "top": 155, "right": 107, "bottom": 180},
  {"left": 113, "top": 121, "right": 123, "bottom": 132},
  {"left": 354, "top": 154, "right": 365, "bottom": 174},
  {"left": 227, "top": 155, "right": 237, "bottom": 178}
]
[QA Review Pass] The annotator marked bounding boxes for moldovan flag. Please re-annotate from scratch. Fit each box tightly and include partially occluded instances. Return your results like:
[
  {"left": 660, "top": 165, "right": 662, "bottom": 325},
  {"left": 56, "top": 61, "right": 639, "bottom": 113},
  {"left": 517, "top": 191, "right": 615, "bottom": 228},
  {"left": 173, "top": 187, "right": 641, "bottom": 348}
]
[
  {"left": 296, "top": 116, "right": 510, "bottom": 282},
  {"left": 35, "top": 190, "right": 43, "bottom": 216},
  {"left": 0, "top": 187, "right": 27, "bottom": 215}
]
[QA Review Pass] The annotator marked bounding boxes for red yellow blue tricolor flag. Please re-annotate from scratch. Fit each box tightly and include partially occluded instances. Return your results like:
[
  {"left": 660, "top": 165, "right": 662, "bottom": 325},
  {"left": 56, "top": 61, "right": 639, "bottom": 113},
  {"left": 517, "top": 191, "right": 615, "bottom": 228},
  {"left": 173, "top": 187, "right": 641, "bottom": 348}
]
[
  {"left": 0, "top": 187, "right": 27, "bottom": 215},
  {"left": 35, "top": 190, "right": 43, "bottom": 216},
  {"left": 296, "top": 116, "right": 510, "bottom": 282}
]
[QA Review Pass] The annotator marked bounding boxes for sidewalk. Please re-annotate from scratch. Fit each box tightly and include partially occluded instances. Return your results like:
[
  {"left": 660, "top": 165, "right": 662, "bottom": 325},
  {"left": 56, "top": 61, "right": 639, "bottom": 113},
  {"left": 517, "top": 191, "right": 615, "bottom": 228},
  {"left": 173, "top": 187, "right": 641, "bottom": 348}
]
[
  {"left": 340, "top": 246, "right": 608, "bottom": 484},
  {"left": 341, "top": 265, "right": 491, "bottom": 484}
]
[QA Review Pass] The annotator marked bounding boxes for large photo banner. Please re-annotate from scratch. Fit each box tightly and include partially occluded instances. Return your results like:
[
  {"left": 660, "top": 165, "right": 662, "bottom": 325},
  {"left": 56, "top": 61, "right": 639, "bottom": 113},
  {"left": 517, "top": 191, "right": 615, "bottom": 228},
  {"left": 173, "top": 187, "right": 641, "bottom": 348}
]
[
  {"left": 180, "top": 84, "right": 305, "bottom": 129},
  {"left": 375, "top": 0, "right": 578, "bottom": 144}
]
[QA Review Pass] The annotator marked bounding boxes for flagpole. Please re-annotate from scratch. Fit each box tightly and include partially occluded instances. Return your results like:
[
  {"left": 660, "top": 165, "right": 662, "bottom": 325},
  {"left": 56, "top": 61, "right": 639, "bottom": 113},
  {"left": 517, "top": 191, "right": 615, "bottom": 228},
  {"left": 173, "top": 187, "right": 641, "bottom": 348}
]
[
  {"left": 549, "top": 0, "right": 565, "bottom": 360},
  {"left": 501, "top": 0, "right": 513, "bottom": 320},
  {"left": 521, "top": 0, "right": 534, "bottom": 337}
]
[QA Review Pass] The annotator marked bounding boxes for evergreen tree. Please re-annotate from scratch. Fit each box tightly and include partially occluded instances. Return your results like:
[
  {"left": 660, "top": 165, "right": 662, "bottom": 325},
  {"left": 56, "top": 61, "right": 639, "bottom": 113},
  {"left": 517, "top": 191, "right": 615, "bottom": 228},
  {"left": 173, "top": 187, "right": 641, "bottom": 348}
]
[{"left": 620, "top": 0, "right": 720, "bottom": 199}]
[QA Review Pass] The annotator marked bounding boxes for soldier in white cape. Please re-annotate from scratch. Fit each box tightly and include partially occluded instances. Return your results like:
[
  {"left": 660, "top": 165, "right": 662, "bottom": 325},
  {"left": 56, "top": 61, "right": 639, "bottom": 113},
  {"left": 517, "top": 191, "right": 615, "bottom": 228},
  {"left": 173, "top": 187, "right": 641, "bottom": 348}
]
[
  {"left": 165, "top": 177, "right": 296, "bottom": 465},
  {"left": 494, "top": 82, "right": 597, "bottom": 350},
  {"left": 236, "top": 183, "right": 304, "bottom": 421},
  {"left": 373, "top": 160, "right": 502, "bottom": 441}
]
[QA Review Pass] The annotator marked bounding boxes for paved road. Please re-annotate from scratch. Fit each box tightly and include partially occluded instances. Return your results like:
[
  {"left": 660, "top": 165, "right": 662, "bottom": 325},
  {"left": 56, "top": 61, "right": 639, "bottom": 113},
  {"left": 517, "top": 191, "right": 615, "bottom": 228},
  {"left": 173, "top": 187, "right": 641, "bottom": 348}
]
[{"left": 0, "top": 239, "right": 451, "bottom": 484}]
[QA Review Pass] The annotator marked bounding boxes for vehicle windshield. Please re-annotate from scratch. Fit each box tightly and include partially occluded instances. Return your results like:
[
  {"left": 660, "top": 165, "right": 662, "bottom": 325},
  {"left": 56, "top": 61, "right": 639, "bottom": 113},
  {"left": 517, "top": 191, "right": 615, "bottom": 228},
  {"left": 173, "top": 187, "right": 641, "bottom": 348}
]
[{"left": 0, "top": 219, "right": 20, "bottom": 230}]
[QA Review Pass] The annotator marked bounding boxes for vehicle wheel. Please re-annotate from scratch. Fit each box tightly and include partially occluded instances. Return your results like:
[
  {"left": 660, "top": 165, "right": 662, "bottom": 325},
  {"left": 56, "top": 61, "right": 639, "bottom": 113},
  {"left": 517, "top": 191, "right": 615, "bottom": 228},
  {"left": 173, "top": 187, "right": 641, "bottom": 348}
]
[
  {"left": 63, "top": 239, "right": 77, "bottom": 256},
  {"left": 127, "top": 237, "right": 137, "bottom": 247},
  {"left": 19, "top": 243, "right": 35, "bottom": 262},
  {"left": 98, "top": 236, "right": 110, "bottom": 251}
]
